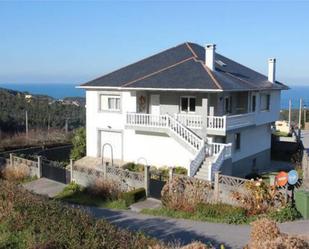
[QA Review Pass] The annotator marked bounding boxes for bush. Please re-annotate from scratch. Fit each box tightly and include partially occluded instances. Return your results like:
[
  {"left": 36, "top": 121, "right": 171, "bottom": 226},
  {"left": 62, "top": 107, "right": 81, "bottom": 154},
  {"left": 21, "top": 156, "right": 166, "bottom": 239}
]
[
  {"left": 1, "top": 165, "right": 30, "bottom": 182},
  {"left": 232, "top": 179, "right": 285, "bottom": 215},
  {"left": 122, "top": 162, "right": 144, "bottom": 172},
  {"left": 161, "top": 176, "right": 213, "bottom": 212},
  {"left": 121, "top": 188, "right": 146, "bottom": 206},
  {"left": 0, "top": 180, "right": 159, "bottom": 249},
  {"left": 246, "top": 218, "right": 309, "bottom": 249},
  {"left": 70, "top": 127, "right": 86, "bottom": 161},
  {"left": 173, "top": 166, "right": 187, "bottom": 175},
  {"left": 268, "top": 204, "right": 302, "bottom": 223},
  {"left": 86, "top": 179, "right": 122, "bottom": 200},
  {"left": 196, "top": 203, "right": 247, "bottom": 224}
]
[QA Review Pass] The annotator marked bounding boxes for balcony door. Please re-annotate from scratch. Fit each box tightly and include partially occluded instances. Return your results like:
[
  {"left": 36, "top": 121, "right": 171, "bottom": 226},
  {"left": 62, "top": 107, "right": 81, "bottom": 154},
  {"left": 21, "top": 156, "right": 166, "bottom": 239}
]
[{"left": 150, "top": 94, "right": 160, "bottom": 115}]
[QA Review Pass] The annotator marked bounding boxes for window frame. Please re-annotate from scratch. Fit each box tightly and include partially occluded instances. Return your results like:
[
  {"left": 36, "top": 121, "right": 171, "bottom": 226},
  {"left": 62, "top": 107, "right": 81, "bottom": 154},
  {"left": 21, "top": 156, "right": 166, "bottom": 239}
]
[
  {"left": 260, "top": 93, "right": 271, "bottom": 112},
  {"left": 224, "top": 96, "right": 232, "bottom": 114},
  {"left": 251, "top": 94, "right": 256, "bottom": 112},
  {"left": 180, "top": 96, "right": 196, "bottom": 113},
  {"left": 99, "top": 94, "right": 121, "bottom": 112},
  {"left": 235, "top": 132, "right": 241, "bottom": 151}
]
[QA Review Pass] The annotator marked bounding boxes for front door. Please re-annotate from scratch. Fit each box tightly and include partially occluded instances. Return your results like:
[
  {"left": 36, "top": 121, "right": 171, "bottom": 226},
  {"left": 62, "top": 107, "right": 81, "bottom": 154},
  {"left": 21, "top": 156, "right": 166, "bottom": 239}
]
[{"left": 150, "top": 94, "right": 160, "bottom": 115}]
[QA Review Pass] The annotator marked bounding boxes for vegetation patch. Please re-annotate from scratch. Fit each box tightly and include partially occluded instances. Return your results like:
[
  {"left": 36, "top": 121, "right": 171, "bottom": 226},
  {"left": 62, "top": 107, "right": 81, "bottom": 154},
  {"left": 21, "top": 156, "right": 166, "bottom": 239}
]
[
  {"left": 143, "top": 178, "right": 301, "bottom": 225},
  {"left": 0, "top": 180, "right": 159, "bottom": 249},
  {"left": 142, "top": 203, "right": 250, "bottom": 224},
  {"left": 245, "top": 218, "right": 309, "bottom": 249},
  {"left": 56, "top": 181, "right": 145, "bottom": 209}
]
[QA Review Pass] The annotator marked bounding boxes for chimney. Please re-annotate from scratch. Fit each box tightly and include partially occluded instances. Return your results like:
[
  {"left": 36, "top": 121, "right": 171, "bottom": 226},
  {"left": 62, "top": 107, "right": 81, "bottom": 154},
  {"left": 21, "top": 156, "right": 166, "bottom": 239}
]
[
  {"left": 268, "top": 58, "right": 276, "bottom": 83},
  {"left": 205, "top": 43, "right": 216, "bottom": 71}
]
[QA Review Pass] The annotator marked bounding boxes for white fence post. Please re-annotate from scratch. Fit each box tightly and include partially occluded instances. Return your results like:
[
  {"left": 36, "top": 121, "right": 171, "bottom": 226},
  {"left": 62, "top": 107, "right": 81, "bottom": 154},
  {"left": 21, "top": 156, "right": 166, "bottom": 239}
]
[
  {"left": 9, "top": 153, "right": 13, "bottom": 167},
  {"left": 37, "top": 156, "right": 42, "bottom": 178},
  {"left": 144, "top": 165, "right": 150, "bottom": 197},
  {"left": 168, "top": 167, "right": 173, "bottom": 195},
  {"left": 214, "top": 171, "right": 220, "bottom": 203},
  {"left": 103, "top": 162, "right": 107, "bottom": 180},
  {"left": 70, "top": 159, "right": 74, "bottom": 183}
]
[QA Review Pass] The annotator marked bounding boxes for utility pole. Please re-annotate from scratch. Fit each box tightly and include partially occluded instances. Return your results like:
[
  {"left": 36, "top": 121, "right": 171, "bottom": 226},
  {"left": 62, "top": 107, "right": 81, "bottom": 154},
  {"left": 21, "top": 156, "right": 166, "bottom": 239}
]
[
  {"left": 65, "top": 118, "right": 69, "bottom": 134},
  {"left": 298, "top": 98, "right": 302, "bottom": 138},
  {"left": 288, "top": 99, "right": 292, "bottom": 127},
  {"left": 47, "top": 114, "right": 50, "bottom": 134},
  {"left": 304, "top": 105, "right": 307, "bottom": 129},
  {"left": 25, "top": 110, "right": 29, "bottom": 139}
]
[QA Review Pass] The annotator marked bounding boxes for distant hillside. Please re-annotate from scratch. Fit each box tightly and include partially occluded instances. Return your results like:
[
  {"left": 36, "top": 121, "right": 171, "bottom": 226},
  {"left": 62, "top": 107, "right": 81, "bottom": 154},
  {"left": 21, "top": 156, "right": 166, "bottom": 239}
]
[{"left": 0, "top": 87, "right": 85, "bottom": 133}]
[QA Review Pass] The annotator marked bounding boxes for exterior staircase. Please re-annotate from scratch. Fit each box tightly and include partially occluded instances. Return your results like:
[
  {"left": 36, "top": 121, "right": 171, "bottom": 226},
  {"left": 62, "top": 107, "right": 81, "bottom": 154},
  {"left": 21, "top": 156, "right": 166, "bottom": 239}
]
[
  {"left": 126, "top": 112, "right": 232, "bottom": 181},
  {"left": 194, "top": 156, "right": 215, "bottom": 180}
]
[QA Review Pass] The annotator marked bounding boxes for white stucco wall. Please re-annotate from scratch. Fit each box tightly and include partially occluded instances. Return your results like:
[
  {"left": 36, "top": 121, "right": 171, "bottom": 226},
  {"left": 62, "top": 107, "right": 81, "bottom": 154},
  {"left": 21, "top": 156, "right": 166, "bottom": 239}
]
[
  {"left": 123, "top": 130, "right": 194, "bottom": 167},
  {"left": 226, "top": 123, "right": 271, "bottom": 162},
  {"left": 85, "top": 89, "right": 194, "bottom": 169}
]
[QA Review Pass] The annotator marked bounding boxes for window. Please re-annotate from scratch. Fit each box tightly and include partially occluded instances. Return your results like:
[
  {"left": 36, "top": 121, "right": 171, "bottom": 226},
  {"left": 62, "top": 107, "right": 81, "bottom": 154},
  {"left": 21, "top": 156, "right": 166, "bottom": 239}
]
[
  {"left": 100, "top": 95, "right": 121, "bottom": 111},
  {"left": 180, "top": 97, "right": 196, "bottom": 113},
  {"left": 260, "top": 94, "right": 270, "bottom": 111},
  {"left": 251, "top": 95, "right": 256, "bottom": 112},
  {"left": 224, "top": 96, "right": 232, "bottom": 114},
  {"left": 235, "top": 133, "right": 241, "bottom": 150}
]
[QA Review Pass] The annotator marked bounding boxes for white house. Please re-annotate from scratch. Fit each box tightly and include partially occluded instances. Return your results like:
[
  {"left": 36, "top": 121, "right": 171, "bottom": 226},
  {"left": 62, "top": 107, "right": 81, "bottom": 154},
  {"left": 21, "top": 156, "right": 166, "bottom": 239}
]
[{"left": 78, "top": 42, "right": 288, "bottom": 180}]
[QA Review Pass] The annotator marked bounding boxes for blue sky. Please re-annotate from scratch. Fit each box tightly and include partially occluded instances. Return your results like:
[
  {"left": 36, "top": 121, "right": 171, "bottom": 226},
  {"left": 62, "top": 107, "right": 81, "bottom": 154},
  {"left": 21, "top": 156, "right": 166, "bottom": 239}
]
[{"left": 0, "top": 1, "right": 308, "bottom": 85}]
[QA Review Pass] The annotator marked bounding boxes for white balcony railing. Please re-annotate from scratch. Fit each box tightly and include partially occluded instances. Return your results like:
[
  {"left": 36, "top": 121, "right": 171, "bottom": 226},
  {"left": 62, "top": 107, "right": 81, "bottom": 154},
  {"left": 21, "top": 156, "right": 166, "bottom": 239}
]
[
  {"left": 206, "top": 113, "right": 256, "bottom": 132},
  {"left": 127, "top": 112, "right": 256, "bottom": 134},
  {"left": 126, "top": 112, "right": 203, "bottom": 151},
  {"left": 174, "top": 114, "right": 202, "bottom": 129}
]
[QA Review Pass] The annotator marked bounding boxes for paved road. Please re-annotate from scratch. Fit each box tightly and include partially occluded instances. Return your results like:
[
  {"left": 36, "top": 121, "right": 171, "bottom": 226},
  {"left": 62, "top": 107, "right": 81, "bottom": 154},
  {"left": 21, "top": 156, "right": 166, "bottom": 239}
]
[{"left": 76, "top": 205, "right": 309, "bottom": 249}]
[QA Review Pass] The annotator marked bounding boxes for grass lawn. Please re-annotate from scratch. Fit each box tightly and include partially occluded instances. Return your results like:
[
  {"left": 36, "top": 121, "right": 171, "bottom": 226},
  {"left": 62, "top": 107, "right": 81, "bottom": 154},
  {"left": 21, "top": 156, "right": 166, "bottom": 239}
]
[
  {"left": 141, "top": 203, "right": 301, "bottom": 225},
  {"left": 55, "top": 183, "right": 128, "bottom": 209},
  {"left": 141, "top": 205, "right": 252, "bottom": 225}
]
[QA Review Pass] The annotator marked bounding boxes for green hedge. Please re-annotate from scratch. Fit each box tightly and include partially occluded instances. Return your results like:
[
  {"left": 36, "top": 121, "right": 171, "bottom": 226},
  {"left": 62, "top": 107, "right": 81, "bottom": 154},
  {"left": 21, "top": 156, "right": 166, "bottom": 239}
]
[{"left": 121, "top": 188, "right": 146, "bottom": 206}]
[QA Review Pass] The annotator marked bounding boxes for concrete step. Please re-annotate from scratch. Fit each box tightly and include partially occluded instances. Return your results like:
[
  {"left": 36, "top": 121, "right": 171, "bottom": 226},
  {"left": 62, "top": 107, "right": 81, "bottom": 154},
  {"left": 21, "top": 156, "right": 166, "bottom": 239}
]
[
  {"left": 195, "top": 172, "right": 209, "bottom": 178},
  {"left": 197, "top": 168, "right": 209, "bottom": 173},
  {"left": 194, "top": 174, "right": 208, "bottom": 180}
]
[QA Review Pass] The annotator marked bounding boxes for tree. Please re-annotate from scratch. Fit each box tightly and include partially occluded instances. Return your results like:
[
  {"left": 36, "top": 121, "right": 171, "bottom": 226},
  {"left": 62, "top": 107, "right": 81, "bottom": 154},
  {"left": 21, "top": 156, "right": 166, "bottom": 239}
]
[{"left": 70, "top": 127, "right": 86, "bottom": 161}]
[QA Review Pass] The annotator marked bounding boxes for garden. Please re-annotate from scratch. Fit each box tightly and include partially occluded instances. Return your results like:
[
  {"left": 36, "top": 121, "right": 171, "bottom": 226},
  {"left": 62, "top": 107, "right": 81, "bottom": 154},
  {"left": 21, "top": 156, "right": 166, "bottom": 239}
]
[{"left": 142, "top": 176, "right": 302, "bottom": 225}]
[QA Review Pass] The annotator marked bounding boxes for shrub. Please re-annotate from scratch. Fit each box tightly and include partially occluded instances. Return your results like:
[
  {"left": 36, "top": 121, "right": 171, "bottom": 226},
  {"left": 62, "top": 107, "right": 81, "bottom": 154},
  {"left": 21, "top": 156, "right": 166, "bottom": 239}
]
[
  {"left": 1, "top": 165, "right": 30, "bottom": 182},
  {"left": 246, "top": 218, "right": 309, "bottom": 249},
  {"left": 121, "top": 188, "right": 146, "bottom": 206},
  {"left": 161, "top": 176, "right": 213, "bottom": 212},
  {"left": 196, "top": 203, "right": 247, "bottom": 224},
  {"left": 173, "top": 166, "right": 187, "bottom": 175},
  {"left": 86, "top": 179, "right": 122, "bottom": 200},
  {"left": 268, "top": 204, "right": 302, "bottom": 223},
  {"left": 232, "top": 179, "right": 285, "bottom": 215},
  {"left": 0, "top": 180, "right": 159, "bottom": 249},
  {"left": 70, "top": 127, "right": 86, "bottom": 161},
  {"left": 122, "top": 162, "right": 144, "bottom": 172}
]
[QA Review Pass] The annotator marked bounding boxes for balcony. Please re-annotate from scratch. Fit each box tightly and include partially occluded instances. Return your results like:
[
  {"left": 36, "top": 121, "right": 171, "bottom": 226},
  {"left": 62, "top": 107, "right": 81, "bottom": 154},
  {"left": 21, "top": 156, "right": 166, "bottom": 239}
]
[
  {"left": 206, "top": 113, "right": 256, "bottom": 135},
  {"left": 126, "top": 112, "right": 256, "bottom": 136}
]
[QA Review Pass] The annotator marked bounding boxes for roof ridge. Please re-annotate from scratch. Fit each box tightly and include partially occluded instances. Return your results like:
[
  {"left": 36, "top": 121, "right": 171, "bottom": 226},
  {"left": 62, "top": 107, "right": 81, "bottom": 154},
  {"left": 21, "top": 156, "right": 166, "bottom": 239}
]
[
  {"left": 121, "top": 56, "right": 195, "bottom": 87},
  {"left": 185, "top": 42, "right": 198, "bottom": 58},
  {"left": 193, "top": 58, "right": 222, "bottom": 90},
  {"left": 81, "top": 43, "right": 189, "bottom": 86}
]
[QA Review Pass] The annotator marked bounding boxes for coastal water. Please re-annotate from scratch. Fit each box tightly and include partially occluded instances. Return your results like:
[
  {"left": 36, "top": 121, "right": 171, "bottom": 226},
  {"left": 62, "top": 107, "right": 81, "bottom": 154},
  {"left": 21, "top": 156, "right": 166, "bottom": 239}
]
[
  {"left": 1, "top": 83, "right": 309, "bottom": 109},
  {"left": 0, "top": 83, "right": 84, "bottom": 99}
]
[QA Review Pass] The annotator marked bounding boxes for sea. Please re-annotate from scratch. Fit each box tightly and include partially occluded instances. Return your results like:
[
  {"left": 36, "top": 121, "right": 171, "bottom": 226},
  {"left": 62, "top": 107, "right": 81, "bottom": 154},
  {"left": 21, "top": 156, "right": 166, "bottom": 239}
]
[{"left": 0, "top": 83, "right": 308, "bottom": 109}]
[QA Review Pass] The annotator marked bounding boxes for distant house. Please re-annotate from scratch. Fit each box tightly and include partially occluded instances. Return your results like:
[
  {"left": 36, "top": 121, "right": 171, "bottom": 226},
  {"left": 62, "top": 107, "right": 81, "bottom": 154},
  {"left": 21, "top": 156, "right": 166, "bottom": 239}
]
[
  {"left": 79, "top": 42, "right": 288, "bottom": 180},
  {"left": 25, "top": 94, "right": 33, "bottom": 102}
]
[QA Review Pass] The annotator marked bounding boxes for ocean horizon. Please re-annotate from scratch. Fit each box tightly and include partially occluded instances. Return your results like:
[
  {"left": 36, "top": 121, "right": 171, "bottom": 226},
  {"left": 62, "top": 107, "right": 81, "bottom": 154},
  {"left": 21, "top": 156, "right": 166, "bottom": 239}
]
[{"left": 1, "top": 83, "right": 309, "bottom": 109}]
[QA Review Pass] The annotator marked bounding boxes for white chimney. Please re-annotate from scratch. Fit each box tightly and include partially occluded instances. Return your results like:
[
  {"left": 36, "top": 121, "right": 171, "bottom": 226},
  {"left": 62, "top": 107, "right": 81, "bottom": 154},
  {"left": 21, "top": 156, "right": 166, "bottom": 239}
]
[
  {"left": 268, "top": 58, "right": 276, "bottom": 83},
  {"left": 205, "top": 43, "right": 216, "bottom": 71}
]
